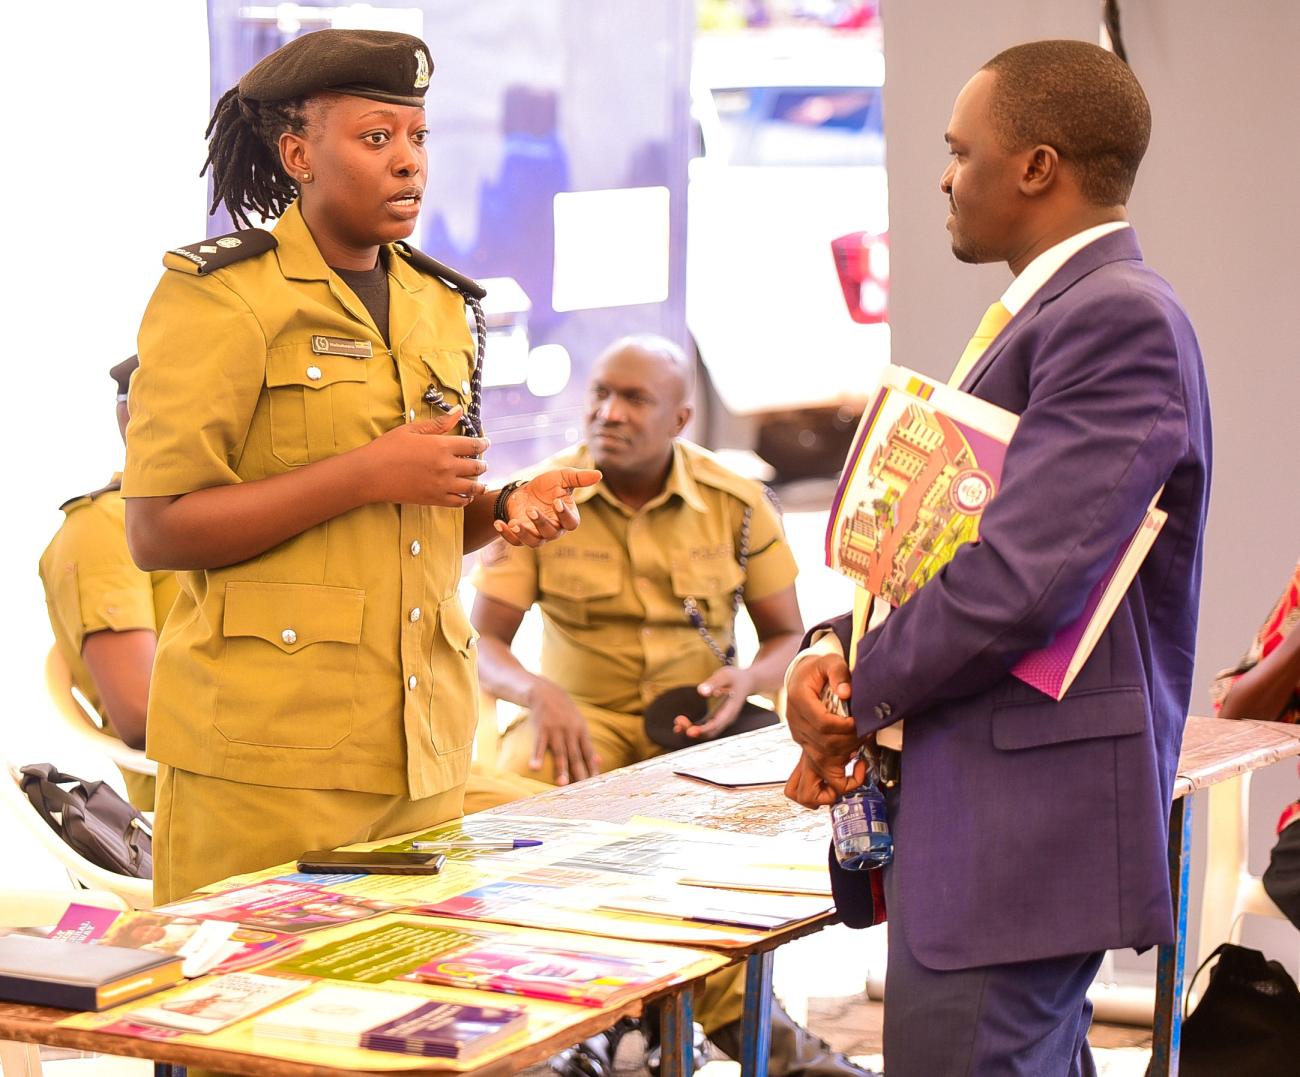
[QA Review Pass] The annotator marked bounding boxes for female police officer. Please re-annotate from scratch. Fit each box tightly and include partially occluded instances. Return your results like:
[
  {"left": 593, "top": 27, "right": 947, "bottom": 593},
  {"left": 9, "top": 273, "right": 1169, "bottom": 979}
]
[{"left": 123, "top": 29, "right": 598, "bottom": 903}]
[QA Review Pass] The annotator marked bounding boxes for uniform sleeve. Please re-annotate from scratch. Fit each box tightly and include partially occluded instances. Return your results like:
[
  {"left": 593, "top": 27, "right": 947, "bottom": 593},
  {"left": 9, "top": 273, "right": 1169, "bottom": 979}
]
[
  {"left": 123, "top": 269, "right": 267, "bottom": 497},
  {"left": 740, "top": 490, "right": 799, "bottom": 602},
  {"left": 41, "top": 508, "right": 157, "bottom": 651},
  {"left": 469, "top": 537, "right": 540, "bottom": 612}
]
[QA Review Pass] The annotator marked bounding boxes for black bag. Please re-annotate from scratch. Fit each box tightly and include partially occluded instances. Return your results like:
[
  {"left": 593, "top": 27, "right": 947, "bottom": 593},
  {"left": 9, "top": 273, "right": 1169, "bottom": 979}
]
[
  {"left": 19, "top": 763, "right": 152, "bottom": 879},
  {"left": 1178, "top": 942, "right": 1300, "bottom": 1077}
]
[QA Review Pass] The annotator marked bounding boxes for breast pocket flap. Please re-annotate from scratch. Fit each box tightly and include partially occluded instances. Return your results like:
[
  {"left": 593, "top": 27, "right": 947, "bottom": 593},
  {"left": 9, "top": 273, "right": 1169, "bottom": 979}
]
[
  {"left": 223, "top": 581, "right": 365, "bottom": 654},
  {"left": 671, "top": 557, "right": 744, "bottom": 598},
  {"left": 266, "top": 349, "right": 368, "bottom": 391},
  {"left": 992, "top": 687, "right": 1147, "bottom": 751},
  {"left": 539, "top": 558, "right": 623, "bottom": 602}
]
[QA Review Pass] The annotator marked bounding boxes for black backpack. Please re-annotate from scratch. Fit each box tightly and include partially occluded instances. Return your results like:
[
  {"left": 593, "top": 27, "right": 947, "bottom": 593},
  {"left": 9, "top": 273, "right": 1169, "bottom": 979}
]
[{"left": 19, "top": 763, "right": 152, "bottom": 879}]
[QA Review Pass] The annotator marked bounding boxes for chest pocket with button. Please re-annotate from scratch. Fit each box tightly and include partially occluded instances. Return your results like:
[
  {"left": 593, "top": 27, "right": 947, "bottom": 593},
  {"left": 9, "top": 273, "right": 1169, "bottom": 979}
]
[
  {"left": 538, "top": 555, "right": 624, "bottom": 627},
  {"left": 214, "top": 581, "right": 364, "bottom": 749},
  {"left": 670, "top": 554, "right": 744, "bottom": 624},
  {"left": 265, "top": 346, "right": 369, "bottom": 466}
]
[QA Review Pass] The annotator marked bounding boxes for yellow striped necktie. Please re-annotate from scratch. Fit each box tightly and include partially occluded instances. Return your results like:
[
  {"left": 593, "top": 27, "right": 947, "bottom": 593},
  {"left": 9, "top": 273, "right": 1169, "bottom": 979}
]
[{"left": 848, "top": 299, "right": 1013, "bottom": 670}]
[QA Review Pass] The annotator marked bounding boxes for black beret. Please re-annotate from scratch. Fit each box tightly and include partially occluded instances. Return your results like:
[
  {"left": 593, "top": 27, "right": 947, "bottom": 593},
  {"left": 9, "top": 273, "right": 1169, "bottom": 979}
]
[
  {"left": 238, "top": 29, "right": 433, "bottom": 107},
  {"left": 109, "top": 356, "right": 138, "bottom": 396}
]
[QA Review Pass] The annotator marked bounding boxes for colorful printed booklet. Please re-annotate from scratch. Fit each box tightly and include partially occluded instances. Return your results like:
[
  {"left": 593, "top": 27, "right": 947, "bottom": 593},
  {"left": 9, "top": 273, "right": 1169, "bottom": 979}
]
[
  {"left": 270, "top": 916, "right": 712, "bottom": 1008},
  {"left": 161, "top": 881, "right": 401, "bottom": 934},
  {"left": 126, "top": 972, "right": 308, "bottom": 1034},
  {"left": 50, "top": 903, "right": 303, "bottom": 978},
  {"left": 827, "top": 363, "right": 1165, "bottom": 701},
  {"left": 361, "top": 1000, "right": 527, "bottom": 1059}
]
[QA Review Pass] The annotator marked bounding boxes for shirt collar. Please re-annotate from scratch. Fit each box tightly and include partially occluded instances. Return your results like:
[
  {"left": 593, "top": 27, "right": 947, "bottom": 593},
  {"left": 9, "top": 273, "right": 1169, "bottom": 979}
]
[
  {"left": 1000, "top": 221, "right": 1130, "bottom": 315},
  {"left": 573, "top": 440, "right": 709, "bottom": 515},
  {"left": 271, "top": 201, "right": 426, "bottom": 294}
]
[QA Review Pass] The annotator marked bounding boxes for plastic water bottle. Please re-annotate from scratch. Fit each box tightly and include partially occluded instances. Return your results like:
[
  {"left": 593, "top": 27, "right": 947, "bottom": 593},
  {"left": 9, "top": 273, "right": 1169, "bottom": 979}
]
[{"left": 831, "top": 775, "right": 894, "bottom": 870}]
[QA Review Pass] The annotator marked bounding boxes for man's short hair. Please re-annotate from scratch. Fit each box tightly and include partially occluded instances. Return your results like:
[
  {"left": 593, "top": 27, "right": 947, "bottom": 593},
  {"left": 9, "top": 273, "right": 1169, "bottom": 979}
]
[{"left": 982, "top": 40, "right": 1151, "bottom": 206}]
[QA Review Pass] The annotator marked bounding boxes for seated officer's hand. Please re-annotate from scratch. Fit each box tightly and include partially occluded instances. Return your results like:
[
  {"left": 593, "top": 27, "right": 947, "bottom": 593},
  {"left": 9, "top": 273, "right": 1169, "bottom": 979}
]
[
  {"left": 494, "top": 468, "right": 602, "bottom": 548},
  {"left": 672, "top": 666, "right": 757, "bottom": 740},
  {"left": 785, "top": 749, "right": 865, "bottom": 809},
  {"left": 527, "top": 680, "right": 601, "bottom": 786},
  {"left": 785, "top": 652, "right": 860, "bottom": 786},
  {"left": 362, "top": 407, "right": 489, "bottom": 507}
]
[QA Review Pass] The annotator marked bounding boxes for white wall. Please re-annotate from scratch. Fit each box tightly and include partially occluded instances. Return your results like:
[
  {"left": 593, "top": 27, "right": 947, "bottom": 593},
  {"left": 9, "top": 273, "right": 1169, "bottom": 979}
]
[
  {"left": 881, "top": 2, "right": 1300, "bottom": 973},
  {"left": 0, "top": 1, "right": 210, "bottom": 776}
]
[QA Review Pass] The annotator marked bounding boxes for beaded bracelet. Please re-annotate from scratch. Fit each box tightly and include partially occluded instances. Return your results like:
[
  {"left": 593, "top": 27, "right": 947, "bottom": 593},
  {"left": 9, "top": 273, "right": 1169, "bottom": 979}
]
[{"left": 493, "top": 480, "right": 525, "bottom": 524}]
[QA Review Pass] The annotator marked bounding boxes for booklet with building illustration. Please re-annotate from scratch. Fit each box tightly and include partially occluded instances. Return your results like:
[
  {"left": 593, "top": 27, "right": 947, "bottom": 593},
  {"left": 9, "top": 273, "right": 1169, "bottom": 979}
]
[{"left": 826, "top": 363, "right": 1165, "bottom": 702}]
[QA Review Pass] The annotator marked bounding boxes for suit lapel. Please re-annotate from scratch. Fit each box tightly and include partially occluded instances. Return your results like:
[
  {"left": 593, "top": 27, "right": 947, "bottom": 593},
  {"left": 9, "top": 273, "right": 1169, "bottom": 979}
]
[{"left": 961, "top": 228, "right": 1145, "bottom": 392}]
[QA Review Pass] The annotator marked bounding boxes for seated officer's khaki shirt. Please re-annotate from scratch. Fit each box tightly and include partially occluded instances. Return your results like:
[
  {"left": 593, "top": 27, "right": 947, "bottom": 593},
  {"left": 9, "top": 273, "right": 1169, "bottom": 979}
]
[
  {"left": 471, "top": 440, "right": 798, "bottom": 714},
  {"left": 123, "top": 202, "right": 479, "bottom": 798},
  {"left": 38, "top": 479, "right": 179, "bottom": 809}
]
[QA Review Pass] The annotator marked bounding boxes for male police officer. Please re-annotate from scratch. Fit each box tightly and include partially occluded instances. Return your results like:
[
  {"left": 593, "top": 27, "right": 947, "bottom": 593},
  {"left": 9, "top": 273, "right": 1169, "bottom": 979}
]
[
  {"left": 39, "top": 357, "right": 178, "bottom": 810},
  {"left": 472, "top": 336, "right": 873, "bottom": 1076}
]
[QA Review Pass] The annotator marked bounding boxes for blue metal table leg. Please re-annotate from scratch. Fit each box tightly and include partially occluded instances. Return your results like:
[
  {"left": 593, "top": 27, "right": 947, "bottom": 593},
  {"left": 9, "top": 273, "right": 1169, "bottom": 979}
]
[
  {"left": 659, "top": 987, "right": 695, "bottom": 1077},
  {"left": 739, "top": 950, "right": 774, "bottom": 1077},
  {"left": 1150, "top": 794, "right": 1191, "bottom": 1077}
]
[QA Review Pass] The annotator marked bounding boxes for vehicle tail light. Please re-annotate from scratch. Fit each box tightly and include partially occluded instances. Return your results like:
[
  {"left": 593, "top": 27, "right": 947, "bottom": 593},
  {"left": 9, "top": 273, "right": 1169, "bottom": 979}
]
[{"left": 831, "top": 231, "right": 889, "bottom": 324}]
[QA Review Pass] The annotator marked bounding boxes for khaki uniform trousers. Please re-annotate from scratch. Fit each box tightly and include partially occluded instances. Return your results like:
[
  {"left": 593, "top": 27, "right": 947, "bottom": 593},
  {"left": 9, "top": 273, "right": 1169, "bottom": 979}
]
[
  {"left": 153, "top": 765, "right": 465, "bottom": 905},
  {"left": 495, "top": 703, "right": 746, "bottom": 1034}
]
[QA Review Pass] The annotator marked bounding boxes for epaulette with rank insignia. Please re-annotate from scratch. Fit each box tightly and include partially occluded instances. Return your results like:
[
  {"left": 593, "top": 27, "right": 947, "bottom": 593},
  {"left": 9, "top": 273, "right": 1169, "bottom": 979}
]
[
  {"left": 163, "top": 229, "right": 277, "bottom": 275},
  {"left": 392, "top": 241, "right": 486, "bottom": 299}
]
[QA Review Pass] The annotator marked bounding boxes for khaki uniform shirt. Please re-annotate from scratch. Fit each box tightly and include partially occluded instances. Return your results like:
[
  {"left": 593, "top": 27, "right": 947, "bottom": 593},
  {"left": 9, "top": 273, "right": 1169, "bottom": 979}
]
[
  {"left": 38, "top": 479, "right": 179, "bottom": 808},
  {"left": 124, "top": 202, "right": 479, "bottom": 798},
  {"left": 471, "top": 441, "right": 798, "bottom": 714}
]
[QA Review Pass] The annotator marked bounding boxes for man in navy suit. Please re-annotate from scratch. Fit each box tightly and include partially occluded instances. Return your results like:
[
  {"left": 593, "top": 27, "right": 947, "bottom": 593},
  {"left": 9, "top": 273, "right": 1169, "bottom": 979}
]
[{"left": 784, "top": 40, "right": 1211, "bottom": 1076}]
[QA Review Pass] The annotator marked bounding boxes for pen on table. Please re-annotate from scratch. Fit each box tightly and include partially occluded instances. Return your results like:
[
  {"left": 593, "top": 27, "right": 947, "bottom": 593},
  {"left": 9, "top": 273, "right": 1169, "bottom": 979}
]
[{"left": 409, "top": 839, "right": 543, "bottom": 850}]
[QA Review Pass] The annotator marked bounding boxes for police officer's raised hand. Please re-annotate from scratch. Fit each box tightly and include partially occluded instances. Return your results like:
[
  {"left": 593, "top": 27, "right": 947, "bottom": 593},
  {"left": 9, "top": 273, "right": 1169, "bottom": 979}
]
[
  {"left": 785, "top": 651, "right": 860, "bottom": 788},
  {"left": 525, "top": 679, "right": 601, "bottom": 785},
  {"left": 494, "top": 467, "right": 602, "bottom": 547},
  {"left": 362, "top": 407, "right": 490, "bottom": 507},
  {"left": 672, "top": 665, "right": 758, "bottom": 740}
]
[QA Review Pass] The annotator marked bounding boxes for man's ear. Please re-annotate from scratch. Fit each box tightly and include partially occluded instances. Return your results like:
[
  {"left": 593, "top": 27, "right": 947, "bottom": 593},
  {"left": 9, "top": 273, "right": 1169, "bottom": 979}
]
[
  {"left": 674, "top": 403, "right": 694, "bottom": 436},
  {"left": 1019, "top": 144, "right": 1060, "bottom": 198}
]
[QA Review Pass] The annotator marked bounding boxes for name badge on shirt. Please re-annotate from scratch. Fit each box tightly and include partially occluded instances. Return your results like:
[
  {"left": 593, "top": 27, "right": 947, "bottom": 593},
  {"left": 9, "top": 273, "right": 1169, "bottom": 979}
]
[{"left": 311, "top": 335, "right": 373, "bottom": 359}]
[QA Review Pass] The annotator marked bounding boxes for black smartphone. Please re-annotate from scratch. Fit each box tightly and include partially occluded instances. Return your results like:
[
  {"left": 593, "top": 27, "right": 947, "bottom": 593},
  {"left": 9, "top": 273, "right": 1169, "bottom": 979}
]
[{"left": 295, "top": 850, "right": 447, "bottom": 875}]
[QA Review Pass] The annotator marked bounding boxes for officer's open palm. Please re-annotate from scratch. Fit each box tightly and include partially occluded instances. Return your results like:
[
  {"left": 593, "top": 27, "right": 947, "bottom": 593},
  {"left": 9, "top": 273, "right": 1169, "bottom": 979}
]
[
  {"left": 672, "top": 665, "right": 757, "bottom": 740},
  {"left": 527, "top": 680, "right": 600, "bottom": 785},
  {"left": 495, "top": 467, "right": 602, "bottom": 547},
  {"left": 364, "top": 407, "right": 489, "bottom": 507}
]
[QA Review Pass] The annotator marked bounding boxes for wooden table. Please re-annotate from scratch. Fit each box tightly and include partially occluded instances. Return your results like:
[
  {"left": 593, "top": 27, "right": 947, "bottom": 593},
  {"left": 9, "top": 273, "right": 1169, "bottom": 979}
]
[{"left": 4, "top": 715, "right": 1296, "bottom": 1076}]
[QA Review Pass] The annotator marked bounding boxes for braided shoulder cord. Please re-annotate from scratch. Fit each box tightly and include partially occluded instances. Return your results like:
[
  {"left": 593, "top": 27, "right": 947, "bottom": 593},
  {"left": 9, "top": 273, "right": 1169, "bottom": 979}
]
[
  {"left": 682, "top": 505, "right": 752, "bottom": 667},
  {"left": 422, "top": 290, "right": 486, "bottom": 439}
]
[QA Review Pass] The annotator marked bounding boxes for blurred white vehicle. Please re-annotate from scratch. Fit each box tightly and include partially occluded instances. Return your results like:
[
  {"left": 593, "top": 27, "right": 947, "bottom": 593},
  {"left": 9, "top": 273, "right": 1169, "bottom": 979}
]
[{"left": 688, "top": 31, "right": 890, "bottom": 473}]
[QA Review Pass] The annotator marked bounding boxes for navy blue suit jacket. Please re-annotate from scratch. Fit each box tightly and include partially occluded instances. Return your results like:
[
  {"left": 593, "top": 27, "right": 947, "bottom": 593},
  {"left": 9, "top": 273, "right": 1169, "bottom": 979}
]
[{"left": 827, "top": 228, "right": 1211, "bottom": 969}]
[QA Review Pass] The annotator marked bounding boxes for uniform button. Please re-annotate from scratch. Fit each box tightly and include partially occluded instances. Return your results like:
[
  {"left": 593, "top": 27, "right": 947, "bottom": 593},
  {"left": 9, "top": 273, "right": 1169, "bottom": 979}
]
[
  {"left": 461, "top": 379, "right": 472, "bottom": 395},
  {"left": 409, "top": 607, "right": 422, "bottom": 623},
  {"left": 408, "top": 408, "right": 416, "bottom": 422},
  {"left": 410, "top": 540, "right": 422, "bottom": 556},
  {"left": 880, "top": 702, "right": 893, "bottom": 717},
  {"left": 281, "top": 628, "right": 298, "bottom": 645},
  {"left": 408, "top": 675, "right": 418, "bottom": 691},
  {"left": 306, "top": 365, "right": 322, "bottom": 381}
]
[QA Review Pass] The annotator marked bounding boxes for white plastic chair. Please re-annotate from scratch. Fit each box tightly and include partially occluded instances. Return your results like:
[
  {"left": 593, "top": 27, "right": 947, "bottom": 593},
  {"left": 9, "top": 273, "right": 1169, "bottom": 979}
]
[
  {"left": 0, "top": 888, "right": 128, "bottom": 1077},
  {"left": 1197, "top": 770, "right": 1290, "bottom": 955},
  {"left": 2, "top": 765, "right": 152, "bottom": 909},
  {"left": 43, "top": 646, "right": 156, "bottom": 779}
]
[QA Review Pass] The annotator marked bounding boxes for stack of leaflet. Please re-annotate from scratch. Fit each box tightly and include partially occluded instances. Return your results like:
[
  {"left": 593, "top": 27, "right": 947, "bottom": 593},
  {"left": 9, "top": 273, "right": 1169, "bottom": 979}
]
[
  {"left": 253, "top": 984, "right": 430, "bottom": 1047},
  {"left": 361, "top": 1000, "right": 527, "bottom": 1060}
]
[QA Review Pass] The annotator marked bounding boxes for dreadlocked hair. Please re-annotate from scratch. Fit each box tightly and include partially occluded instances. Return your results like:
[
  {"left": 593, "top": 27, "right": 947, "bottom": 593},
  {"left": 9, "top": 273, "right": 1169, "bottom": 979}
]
[{"left": 202, "top": 88, "right": 311, "bottom": 228}]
